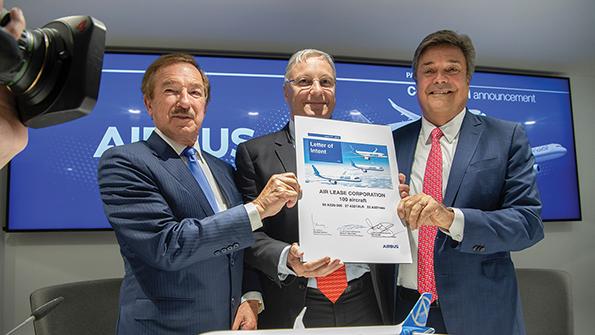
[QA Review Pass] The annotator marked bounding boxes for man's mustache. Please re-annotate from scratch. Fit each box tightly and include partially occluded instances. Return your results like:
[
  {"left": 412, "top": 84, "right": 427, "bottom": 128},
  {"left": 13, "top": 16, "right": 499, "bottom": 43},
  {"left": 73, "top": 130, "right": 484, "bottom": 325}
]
[
  {"left": 171, "top": 108, "right": 194, "bottom": 118},
  {"left": 428, "top": 84, "right": 454, "bottom": 92}
]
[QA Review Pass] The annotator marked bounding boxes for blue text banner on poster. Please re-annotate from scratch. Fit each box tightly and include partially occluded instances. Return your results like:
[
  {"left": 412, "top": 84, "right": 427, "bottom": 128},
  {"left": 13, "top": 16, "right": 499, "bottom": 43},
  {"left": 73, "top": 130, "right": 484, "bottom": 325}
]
[{"left": 306, "top": 139, "right": 343, "bottom": 163}]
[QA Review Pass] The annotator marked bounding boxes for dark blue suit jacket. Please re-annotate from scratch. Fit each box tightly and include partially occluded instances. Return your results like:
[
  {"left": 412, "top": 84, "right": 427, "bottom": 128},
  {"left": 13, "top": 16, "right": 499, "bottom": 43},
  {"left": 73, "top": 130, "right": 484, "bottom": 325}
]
[
  {"left": 98, "top": 132, "right": 255, "bottom": 335},
  {"left": 393, "top": 111, "right": 544, "bottom": 335}
]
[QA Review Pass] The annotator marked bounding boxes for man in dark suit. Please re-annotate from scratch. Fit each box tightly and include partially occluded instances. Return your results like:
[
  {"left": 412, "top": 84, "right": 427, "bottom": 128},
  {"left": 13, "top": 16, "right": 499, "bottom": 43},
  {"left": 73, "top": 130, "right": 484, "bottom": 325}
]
[
  {"left": 395, "top": 30, "right": 544, "bottom": 335},
  {"left": 98, "top": 53, "right": 300, "bottom": 335},
  {"left": 235, "top": 49, "right": 396, "bottom": 328}
]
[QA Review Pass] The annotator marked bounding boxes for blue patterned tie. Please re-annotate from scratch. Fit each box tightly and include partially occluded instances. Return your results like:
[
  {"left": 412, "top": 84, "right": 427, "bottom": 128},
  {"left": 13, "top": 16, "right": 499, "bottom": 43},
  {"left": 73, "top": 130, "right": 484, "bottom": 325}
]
[{"left": 182, "top": 147, "right": 221, "bottom": 213}]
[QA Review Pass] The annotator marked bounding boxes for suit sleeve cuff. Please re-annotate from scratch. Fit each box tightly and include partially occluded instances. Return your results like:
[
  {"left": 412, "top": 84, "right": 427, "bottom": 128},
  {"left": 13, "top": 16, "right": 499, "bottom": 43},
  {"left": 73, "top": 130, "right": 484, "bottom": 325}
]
[
  {"left": 440, "top": 208, "right": 465, "bottom": 242},
  {"left": 244, "top": 203, "right": 263, "bottom": 231},
  {"left": 241, "top": 291, "right": 265, "bottom": 314},
  {"left": 277, "top": 245, "right": 296, "bottom": 280}
]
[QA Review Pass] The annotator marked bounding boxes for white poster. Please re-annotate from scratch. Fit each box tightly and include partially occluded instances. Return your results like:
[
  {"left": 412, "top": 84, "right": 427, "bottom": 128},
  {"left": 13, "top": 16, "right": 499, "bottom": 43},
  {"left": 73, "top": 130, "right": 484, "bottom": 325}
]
[{"left": 295, "top": 116, "right": 412, "bottom": 263}]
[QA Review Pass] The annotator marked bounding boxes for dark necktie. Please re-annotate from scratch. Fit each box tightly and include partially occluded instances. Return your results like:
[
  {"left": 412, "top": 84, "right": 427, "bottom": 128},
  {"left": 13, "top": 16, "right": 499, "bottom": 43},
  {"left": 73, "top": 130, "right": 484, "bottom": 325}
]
[
  {"left": 182, "top": 147, "right": 221, "bottom": 213},
  {"left": 418, "top": 127, "right": 444, "bottom": 302}
]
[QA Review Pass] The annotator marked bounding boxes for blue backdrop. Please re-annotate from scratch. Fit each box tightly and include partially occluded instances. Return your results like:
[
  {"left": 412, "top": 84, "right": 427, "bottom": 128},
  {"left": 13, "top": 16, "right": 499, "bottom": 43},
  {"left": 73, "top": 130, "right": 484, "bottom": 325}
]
[{"left": 7, "top": 52, "right": 580, "bottom": 230}]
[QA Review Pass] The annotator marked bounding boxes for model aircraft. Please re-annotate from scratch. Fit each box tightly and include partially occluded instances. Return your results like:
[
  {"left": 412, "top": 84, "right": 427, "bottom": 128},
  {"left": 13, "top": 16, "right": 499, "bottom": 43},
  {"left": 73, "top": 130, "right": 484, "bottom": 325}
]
[
  {"left": 293, "top": 292, "right": 435, "bottom": 334},
  {"left": 311, "top": 165, "right": 361, "bottom": 184},
  {"left": 351, "top": 160, "right": 384, "bottom": 172},
  {"left": 398, "top": 292, "right": 435, "bottom": 334},
  {"left": 203, "top": 292, "right": 435, "bottom": 334}
]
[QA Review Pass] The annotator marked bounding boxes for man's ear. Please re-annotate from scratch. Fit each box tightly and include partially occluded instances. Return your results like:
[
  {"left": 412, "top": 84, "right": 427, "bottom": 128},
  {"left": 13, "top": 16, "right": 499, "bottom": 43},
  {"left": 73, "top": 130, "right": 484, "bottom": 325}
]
[
  {"left": 283, "top": 84, "right": 290, "bottom": 103},
  {"left": 143, "top": 96, "right": 153, "bottom": 118}
]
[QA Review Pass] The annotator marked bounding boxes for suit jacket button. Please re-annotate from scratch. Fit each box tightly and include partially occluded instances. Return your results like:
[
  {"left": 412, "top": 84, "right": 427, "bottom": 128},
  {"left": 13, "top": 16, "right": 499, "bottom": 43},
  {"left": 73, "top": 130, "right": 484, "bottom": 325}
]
[
  {"left": 233, "top": 243, "right": 240, "bottom": 249},
  {"left": 298, "top": 284, "right": 306, "bottom": 290},
  {"left": 227, "top": 246, "right": 234, "bottom": 251},
  {"left": 214, "top": 250, "right": 221, "bottom": 256}
]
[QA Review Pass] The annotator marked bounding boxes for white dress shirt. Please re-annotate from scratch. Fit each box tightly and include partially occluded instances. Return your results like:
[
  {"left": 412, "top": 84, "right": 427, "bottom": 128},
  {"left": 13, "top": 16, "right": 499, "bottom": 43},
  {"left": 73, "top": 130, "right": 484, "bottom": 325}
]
[{"left": 397, "top": 109, "right": 466, "bottom": 290}]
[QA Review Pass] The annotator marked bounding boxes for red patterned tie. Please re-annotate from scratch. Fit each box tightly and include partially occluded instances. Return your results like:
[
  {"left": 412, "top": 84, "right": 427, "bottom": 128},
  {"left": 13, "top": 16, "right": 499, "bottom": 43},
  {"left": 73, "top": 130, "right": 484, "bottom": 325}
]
[
  {"left": 316, "top": 265, "right": 348, "bottom": 303},
  {"left": 418, "top": 127, "right": 444, "bottom": 302}
]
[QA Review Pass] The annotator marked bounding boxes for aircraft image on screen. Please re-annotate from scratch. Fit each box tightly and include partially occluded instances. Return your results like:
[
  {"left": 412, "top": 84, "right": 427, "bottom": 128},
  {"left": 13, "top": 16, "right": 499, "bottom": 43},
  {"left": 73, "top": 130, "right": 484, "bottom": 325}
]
[
  {"left": 386, "top": 99, "right": 567, "bottom": 174},
  {"left": 531, "top": 143, "right": 568, "bottom": 173},
  {"left": 352, "top": 146, "right": 387, "bottom": 160},
  {"left": 387, "top": 98, "right": 421, "bottom": 130},
  {"left": 311, "top": 165, "right": 361, "bottom": 184},
  {"left": 387, "top": 98, "right": 484, "bottom": 131},
  {"left": 351, "top": 160, "right": 384, "bottom": 172}
]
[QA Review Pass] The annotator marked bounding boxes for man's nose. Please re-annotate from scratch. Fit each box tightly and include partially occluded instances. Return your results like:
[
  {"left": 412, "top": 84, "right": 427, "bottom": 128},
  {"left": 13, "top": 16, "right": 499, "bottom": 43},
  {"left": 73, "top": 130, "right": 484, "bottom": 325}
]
[
  {"left": 177, "top": 89, "right": 191, "bottom": 108},
  {"left": 309, "top": 80, "right": 323, "bottom": 95},
  {"left": 433, "top": 71, "right": 448, "bottom": 84}
]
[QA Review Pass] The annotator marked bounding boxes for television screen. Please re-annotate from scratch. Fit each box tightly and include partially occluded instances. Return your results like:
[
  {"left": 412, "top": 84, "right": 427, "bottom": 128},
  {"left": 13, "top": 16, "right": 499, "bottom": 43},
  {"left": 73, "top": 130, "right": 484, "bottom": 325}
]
[{"left": 6, "top": 51, "right": 580, "bottom": 231}]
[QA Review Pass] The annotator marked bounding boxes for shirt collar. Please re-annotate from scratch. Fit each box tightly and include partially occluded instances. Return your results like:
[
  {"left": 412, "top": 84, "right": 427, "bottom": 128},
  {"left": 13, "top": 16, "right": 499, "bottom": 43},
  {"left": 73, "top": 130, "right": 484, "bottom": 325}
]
[
  {"left": 420, "top": 107, "right": 466, "bottom": 144},
  {"left": 154, "top": 128, "right": 204, "bottom": 160}
]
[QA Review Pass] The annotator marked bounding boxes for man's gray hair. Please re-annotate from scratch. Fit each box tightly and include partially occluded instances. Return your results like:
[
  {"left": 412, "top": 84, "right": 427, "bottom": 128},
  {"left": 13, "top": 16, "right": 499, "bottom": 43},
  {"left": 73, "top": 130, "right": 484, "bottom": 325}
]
[
  {"left": 412, "top": 30, "right": 476, "bottom": 81},
  {"left": 284, "top": 49, "right": 336, "bottom": 80}
]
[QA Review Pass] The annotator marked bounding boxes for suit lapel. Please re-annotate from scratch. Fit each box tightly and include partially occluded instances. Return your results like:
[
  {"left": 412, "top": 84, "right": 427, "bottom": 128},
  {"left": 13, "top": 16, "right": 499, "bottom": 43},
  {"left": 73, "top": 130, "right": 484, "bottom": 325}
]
[
  {"left": 443, "top": 111, "right": 484, "bottom": 207},
  {"left": 274, "top": 124, "right": 297, "bottom": 173},
  {"left": 394, "top": 121, "right": 422, "bottom": 184},
  {"left": 146, "top": 132, "right": 214, "bottom": 216}
]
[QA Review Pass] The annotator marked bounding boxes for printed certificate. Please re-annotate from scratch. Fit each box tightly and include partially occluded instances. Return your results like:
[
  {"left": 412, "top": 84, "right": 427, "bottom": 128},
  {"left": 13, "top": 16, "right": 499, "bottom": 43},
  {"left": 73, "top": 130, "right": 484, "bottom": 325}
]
[{"left": 295, "top": 116, "right": 412, "bottom": 263}]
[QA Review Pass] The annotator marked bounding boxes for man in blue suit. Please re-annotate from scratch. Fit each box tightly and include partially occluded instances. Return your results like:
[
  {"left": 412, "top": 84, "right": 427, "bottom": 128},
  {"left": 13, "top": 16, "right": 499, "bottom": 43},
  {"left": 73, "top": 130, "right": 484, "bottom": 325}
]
[
  {"left": 394, "top": 30, "right": 544, "bottom": 334},
  {"left": 98, "top": 53, "right": 300, "bottom": 335}
]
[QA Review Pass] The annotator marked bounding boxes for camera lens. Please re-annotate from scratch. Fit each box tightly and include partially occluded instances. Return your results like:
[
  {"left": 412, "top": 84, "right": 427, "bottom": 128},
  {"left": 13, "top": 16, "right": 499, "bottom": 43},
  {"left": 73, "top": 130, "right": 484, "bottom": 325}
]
[
  {"left": 0, "top": 11, "right": 106, "bottom": 128},
  {"left": 7, "top": 27, "right": 69, "bottom": 106}
]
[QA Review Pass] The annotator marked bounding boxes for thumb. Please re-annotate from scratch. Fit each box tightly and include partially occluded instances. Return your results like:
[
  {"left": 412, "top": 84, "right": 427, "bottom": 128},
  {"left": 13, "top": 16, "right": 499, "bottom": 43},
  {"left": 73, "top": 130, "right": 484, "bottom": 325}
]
[{"left": 231, "top": 316, "right": 242, "bottom": 330}]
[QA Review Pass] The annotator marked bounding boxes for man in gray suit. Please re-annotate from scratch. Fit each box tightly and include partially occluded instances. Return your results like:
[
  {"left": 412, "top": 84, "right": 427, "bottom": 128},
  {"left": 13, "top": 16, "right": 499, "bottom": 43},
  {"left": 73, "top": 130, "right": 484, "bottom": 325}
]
[
  {"left": 98, "top": 53, "right": 299, "bottom": 334},
  {"left": 235, "top": 49, "right": 396, "bottom": 328}
]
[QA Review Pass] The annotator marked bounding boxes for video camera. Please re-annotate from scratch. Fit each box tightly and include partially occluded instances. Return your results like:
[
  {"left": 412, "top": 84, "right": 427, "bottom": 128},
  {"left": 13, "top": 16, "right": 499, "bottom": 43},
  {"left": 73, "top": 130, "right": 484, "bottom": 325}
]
[{"left": 0, "top": 10, "right": 106, "bottom": 128}]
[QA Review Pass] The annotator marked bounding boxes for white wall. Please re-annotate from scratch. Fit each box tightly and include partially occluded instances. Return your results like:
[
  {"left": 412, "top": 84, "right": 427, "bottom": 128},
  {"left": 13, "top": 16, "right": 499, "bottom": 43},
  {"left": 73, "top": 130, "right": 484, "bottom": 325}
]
[
  {"left": 512, "top": 73, "right": 595, "bottom": 334},
  {"left": 0, "top": 230, "right": 123, "bottom": 334},
  {"left": 1, "top": 74, "right": 594, "bottom": 334},
  {"left": 0, "top": 171, "right": 123, "bottom": 333}
]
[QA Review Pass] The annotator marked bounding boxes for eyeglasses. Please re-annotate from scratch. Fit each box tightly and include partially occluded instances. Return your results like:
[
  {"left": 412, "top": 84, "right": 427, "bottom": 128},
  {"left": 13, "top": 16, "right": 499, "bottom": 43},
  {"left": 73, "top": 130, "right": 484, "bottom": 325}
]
[{"left": 285, "top": 77, "right": 336, "bottom": 89}]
